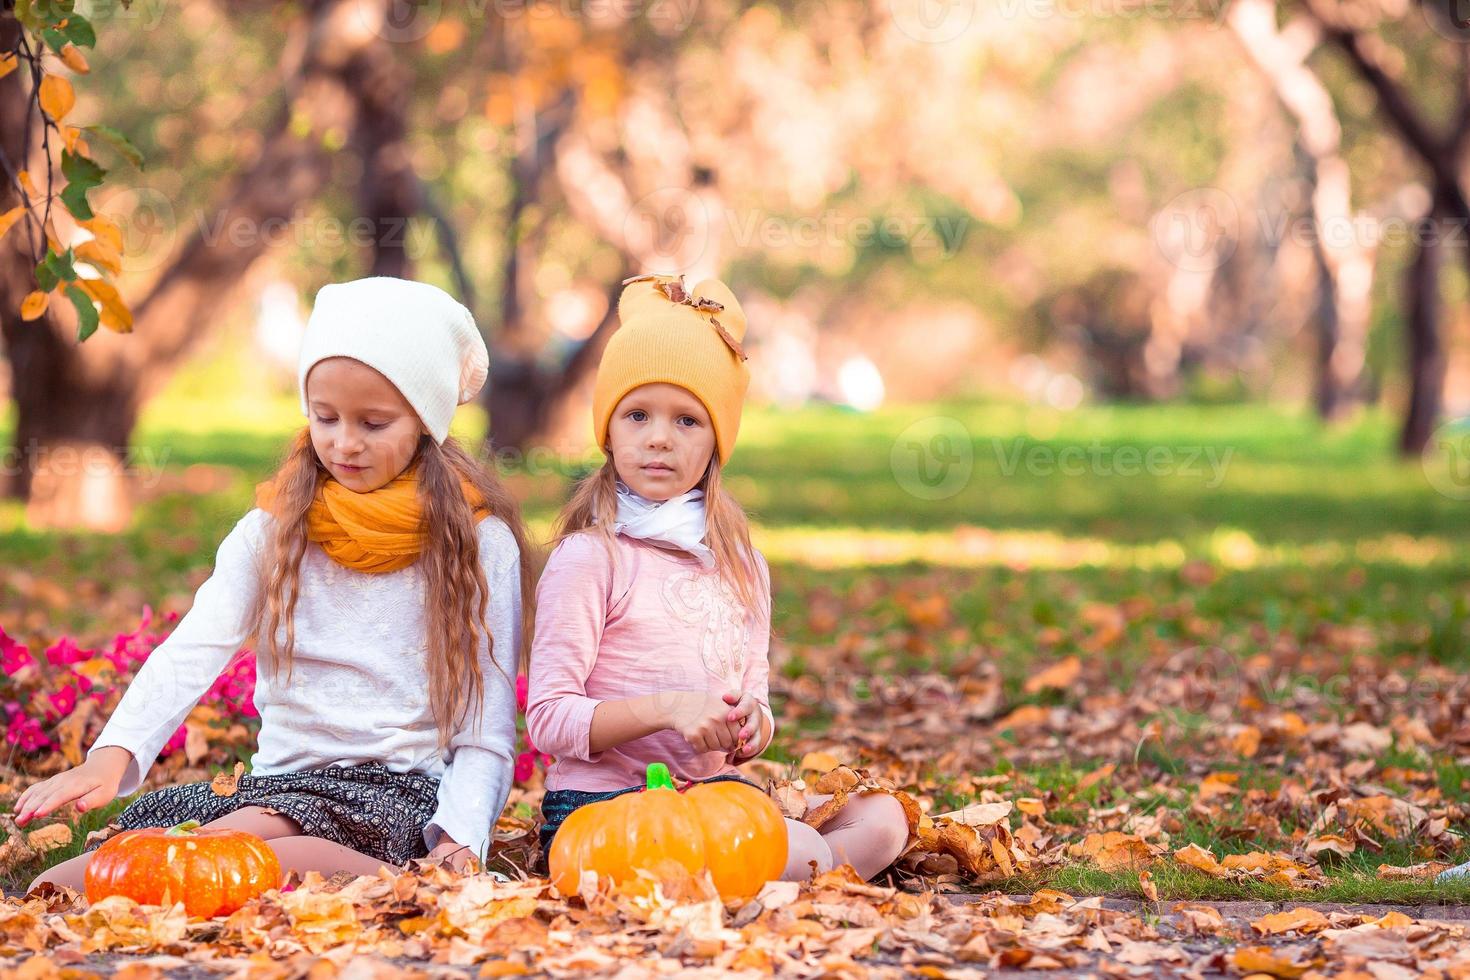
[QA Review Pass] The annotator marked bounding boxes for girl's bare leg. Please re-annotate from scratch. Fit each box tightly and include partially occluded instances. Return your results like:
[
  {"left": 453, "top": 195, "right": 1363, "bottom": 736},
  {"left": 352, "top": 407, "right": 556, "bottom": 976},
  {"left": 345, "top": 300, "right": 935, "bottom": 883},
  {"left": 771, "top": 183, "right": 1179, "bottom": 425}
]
[
  {"left": 799, "top": 791, "right": 911, "bottom": 881},
  {"left": 781, "top": 817, "right": 834, "bottom": 881},
  {"left": 266, "top": 836, "right": 399, "bottom": 879},
  {"left": 25, "top": 805, "right": 390, "bottom": 895}
]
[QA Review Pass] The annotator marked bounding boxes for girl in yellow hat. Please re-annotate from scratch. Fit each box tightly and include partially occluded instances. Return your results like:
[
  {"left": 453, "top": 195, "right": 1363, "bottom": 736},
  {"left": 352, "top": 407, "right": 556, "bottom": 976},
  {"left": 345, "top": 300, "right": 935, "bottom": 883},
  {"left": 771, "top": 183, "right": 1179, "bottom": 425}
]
[{"left": 526, "top": 273, "right": 912, "bottom": 883}]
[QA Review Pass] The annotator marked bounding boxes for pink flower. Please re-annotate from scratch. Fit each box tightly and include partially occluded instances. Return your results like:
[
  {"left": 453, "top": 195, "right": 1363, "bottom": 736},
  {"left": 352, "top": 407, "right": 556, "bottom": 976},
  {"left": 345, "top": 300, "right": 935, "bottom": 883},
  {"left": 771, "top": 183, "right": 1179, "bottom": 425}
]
[
  {"left": 1, "top": 630, "right": 33, "bottom": 676},
  {"left": 45, "top": 637, "right": 91, "bottom": 666},
  {"left": 516, "top": 674, "right": 528, "bottom": 712},
  {"left": 6, "top": 714, "right": 50, "bottom": 753},
  {"left": 46, "top": 684, "right": 78, "bottom": 720},
  {"left": 161, "top": 725, "right": 187, "bottom": 757},
  {"left": 514, "top": 751, "right": 535, "bottom": 783}
]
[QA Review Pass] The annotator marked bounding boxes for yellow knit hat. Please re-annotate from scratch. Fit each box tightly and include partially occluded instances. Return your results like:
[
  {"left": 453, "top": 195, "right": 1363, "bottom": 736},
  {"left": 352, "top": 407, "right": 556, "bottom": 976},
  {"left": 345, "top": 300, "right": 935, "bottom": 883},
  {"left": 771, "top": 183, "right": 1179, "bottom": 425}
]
[{"left": 592, "top": 274, "right": 751, "bottom": 465}]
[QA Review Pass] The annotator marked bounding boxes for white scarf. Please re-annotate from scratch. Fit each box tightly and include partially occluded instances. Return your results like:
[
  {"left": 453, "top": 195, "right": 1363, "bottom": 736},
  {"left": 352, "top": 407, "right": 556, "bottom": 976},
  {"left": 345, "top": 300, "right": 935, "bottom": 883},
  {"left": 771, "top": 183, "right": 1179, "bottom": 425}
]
[{"left": 611, "top": 481, "right": 715, "bottom": 569}]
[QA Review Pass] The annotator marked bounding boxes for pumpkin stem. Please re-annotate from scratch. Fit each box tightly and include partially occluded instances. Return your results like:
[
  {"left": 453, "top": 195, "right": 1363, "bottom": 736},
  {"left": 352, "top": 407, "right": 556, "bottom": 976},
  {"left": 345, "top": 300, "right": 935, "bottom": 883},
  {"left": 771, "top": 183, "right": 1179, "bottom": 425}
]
[
  {"left": 646, "top": 763, "right": 674, "bottom": 791},
  {"left": 165, "top": 820, "right": 202, "bottom": 837}
]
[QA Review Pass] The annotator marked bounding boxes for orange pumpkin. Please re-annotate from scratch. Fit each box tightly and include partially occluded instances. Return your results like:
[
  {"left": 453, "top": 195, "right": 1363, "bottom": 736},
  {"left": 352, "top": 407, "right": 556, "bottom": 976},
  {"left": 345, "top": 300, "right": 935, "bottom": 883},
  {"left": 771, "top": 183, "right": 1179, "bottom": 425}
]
[
  {"left": 549, "top": 763, "right": 787, "bottom": 901},
  {"left": 85, "top": 820, "right": 281, "bottom": 918}
]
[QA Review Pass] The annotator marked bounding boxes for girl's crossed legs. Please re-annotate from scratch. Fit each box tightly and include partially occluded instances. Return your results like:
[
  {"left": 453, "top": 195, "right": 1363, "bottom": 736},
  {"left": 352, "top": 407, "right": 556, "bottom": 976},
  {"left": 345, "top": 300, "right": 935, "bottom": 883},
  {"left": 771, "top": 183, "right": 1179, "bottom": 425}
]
[
  {"left": 780, "top": 790, "right": 910, "bottom": 883},
  {"left": 27, "top": 806, "right": 395, "bottom": 895}
]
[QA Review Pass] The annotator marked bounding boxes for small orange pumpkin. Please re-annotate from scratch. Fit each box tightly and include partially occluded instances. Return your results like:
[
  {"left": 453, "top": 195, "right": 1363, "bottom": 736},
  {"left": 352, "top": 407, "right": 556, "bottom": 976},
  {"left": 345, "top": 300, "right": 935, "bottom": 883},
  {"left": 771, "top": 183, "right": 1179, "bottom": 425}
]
[
  {"left": 549, "top": 763, "right": 787, "bottom": 901},
  {"left": 85, "top": 820, "right": 281, "bottom": 918}
]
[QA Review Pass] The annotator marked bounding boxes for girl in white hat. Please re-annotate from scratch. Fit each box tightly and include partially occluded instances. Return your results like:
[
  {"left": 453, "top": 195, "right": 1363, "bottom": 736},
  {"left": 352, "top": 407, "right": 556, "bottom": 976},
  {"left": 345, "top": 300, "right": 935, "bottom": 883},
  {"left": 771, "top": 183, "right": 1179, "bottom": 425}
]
[{"left": 20, "top": 276, "right": 531, "bottom": 890}]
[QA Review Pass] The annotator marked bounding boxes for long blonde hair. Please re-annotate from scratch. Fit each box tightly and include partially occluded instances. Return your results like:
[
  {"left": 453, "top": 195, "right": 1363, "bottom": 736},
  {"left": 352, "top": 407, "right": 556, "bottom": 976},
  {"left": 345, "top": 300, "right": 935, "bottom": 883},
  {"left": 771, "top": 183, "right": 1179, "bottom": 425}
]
[
  {"left": 249, "top": 428, "right": 535, "bottom": 750},
  {"left": 552, "top": 453, "right": 763, "bottom": 615}
]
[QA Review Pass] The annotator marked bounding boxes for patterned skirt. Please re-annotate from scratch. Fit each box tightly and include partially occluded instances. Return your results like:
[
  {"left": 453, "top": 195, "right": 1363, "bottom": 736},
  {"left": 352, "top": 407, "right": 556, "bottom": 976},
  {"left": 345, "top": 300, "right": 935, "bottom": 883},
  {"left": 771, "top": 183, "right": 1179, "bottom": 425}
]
[
  {"left": 85, "top": 762, "right": 441, "bottom": 867},
  {"left": 536, "top": 773, "right": 763, "bottom": 871}
]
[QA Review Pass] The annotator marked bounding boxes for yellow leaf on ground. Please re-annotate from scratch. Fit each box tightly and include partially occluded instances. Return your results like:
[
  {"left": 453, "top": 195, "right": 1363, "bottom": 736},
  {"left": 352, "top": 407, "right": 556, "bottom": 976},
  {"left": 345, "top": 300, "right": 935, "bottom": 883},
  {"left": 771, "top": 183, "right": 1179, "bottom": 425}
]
[
  {"left": 1368, "top": 910, "right": 1414, "bottom": 928},
  {"left": 1251, "top": 907, "right": 1330, "bottom": 936},
  {"left": 1174, "top": 843, "right": 1226, "bottom": 877},
  {"left": 998, "top": 704, "right": 1049, "bottom": 731},
  {"left": 933, "top": 801, "right": 1012, "bottom": 827},
  {"left": 1077, "top": 763, "right": 1116, "bottom": 791},
  {"left": 1015, "top": 797, "right": 1046, "bottom": 817},
  {"left": 1232, "top": 725, "right": 1261, "bottom": 758},
  {"left": 39, "top": 75, "right": 75, "bottom": 122},
  {"left": 1138, "top": 869, "right": 1158, "bottom": 902},
  {"left": 1231, "top": 945, "right": 1316, "bottom": 978},
  {"left": 799, "top": 750, "right": 841, "bottom": 773},
  {"left": 1198, "top": 771, "right": 1240, "bottom": 802},
  {"left": 1023, "top": 656, "right": 1080, "bottom": 693},
  {"left": 1075, "top": 832, "right": 1154, "bottom": 872},
  {"left": 26, "top": 823, "right": 72, "bottom": 853},
  {"left": 1377, "top": 861, "right": 1451, "bottom": 881}
]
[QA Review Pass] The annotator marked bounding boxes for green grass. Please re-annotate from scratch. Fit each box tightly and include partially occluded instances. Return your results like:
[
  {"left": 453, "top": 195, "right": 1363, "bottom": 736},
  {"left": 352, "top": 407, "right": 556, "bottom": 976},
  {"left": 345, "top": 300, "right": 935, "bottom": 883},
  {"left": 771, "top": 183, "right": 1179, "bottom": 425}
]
[
  {"left": 4, "top": 395, "right": 1470, "bottom": 903},
  {"left": 1010, "top": 863, "right": 1470, "bottom": 905},
  {"left": 3, "top": 796, "right": 137, "bottom": 893}
]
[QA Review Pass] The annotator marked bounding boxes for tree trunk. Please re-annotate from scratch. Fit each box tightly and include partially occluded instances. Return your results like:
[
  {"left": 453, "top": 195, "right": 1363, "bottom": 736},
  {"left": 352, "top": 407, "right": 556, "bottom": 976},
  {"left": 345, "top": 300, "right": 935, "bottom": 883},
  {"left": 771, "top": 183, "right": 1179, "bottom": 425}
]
[
  {"left": 1303, "top": 0, "right": 1470, "bottom": 453},
  {"left": 0, "top": 0, "right": 405, "bottom": 528},
  {"left": 1400, "top": 206, "right": 1445, "bottom": 455},
  {"left": 482, "top": 83, "right": 579, "bottom": 453},
  {"left": 1228, "top": 0, "right": 1370, "bottom": 422},
  {"left": 347, "top": 11, "right": 420, "bottom": 281}
]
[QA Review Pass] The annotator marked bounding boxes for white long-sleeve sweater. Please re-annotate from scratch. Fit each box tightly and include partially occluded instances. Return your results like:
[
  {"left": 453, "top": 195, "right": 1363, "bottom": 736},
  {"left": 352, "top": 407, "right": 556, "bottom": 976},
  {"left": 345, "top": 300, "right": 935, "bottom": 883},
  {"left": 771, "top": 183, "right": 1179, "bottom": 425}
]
[{"left": 88, "top": 507, "right": 523, "bottom": 862}]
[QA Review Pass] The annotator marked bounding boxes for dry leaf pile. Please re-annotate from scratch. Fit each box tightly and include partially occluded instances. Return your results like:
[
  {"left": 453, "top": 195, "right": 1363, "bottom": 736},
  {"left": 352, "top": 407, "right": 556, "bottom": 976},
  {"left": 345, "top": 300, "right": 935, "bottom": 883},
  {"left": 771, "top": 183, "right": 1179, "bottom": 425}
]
[{"left": 6, "top": 862, "right": 1470, "bottom": 977}]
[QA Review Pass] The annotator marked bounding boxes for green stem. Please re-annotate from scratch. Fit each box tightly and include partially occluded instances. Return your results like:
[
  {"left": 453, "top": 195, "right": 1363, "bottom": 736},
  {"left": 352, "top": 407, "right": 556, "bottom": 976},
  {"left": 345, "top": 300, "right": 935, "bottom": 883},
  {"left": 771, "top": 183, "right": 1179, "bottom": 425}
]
[
  {"left": 646, "top": 763, "right": 674, "bottom": 790},
  {"left": 165, "top": 820, "right": 202, "bottom": 837}
]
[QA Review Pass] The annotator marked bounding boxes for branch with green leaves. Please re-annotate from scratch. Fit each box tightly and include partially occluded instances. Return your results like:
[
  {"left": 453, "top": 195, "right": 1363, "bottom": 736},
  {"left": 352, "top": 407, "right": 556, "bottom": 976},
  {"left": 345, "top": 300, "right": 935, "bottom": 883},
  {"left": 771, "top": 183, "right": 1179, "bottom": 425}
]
[{"left": 1, "top": 0, "right": 141, "bottom": 341}]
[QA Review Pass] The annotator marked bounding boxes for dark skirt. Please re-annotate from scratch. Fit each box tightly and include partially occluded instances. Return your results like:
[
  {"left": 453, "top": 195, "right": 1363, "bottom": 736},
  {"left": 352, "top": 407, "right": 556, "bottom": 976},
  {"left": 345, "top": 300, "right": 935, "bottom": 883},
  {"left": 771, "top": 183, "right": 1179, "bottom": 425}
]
[
  {"left": 536, "top": 772, "right": 763, "bottom": 870},
  {"left": 86, "top": 762, "right": 441, "bottom": 867}
]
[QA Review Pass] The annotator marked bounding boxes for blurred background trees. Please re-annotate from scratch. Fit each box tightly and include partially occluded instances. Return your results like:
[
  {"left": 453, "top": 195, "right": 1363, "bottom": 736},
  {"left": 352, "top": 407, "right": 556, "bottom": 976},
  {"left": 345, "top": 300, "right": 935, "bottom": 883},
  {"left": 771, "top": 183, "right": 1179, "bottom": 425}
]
[{"left": 3, "top": 0, "right": 1469, "bottom": 529}]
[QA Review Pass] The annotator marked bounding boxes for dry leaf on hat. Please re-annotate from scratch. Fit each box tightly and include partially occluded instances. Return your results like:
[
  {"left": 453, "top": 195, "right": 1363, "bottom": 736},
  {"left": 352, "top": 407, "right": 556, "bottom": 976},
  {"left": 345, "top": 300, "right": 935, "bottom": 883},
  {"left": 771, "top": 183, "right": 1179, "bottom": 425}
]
[{"left": 710, "top": 317, "right": 748, "bottom": 361}]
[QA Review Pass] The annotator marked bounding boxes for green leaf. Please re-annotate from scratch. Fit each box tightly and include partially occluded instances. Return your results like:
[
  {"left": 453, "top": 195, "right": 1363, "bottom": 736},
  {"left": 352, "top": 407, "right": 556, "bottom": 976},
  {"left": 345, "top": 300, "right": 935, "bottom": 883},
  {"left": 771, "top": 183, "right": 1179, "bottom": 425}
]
[
  {"left": 64, "top": 282, "right": 98, "bottom": 341},
  {"left": 84, "top": 124, "right": 144, "bottom": 170},
  {"left": 63, "top": 15, "right": 95, "bottom": 48},
  {"left": 60, "top": 181, "right": 91, "bottom": 220},
  {"left": 41, "top": 28, "right": 68, "bottom": 53},
  {"left": 59, "top": 149, "right": 105, "bottom": 221},
  {"left": 34, "top": 257, "right": 59, "bottom": 293},
  {"left": 61, "top": 149, "right": 105, "bottom": 185},
  {"left": 39, "top": 246, "right": 77, "bottom": 285}
]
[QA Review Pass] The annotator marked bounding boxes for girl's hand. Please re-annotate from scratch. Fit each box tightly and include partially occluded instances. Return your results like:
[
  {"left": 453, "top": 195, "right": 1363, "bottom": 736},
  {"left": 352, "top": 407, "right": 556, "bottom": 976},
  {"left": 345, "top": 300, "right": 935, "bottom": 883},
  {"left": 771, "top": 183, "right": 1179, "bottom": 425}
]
[
  {"left": 663, "top": 690, "right": 741, "bottom": 754},
  {"left": 722, "top": 691, "right": 759, "bottom": 761},
  {"left": 14, "top": 747, "right": 131, "bottom": 827},
  {"left": 427, "top": 839, "right": 478, "bottom": 873}
]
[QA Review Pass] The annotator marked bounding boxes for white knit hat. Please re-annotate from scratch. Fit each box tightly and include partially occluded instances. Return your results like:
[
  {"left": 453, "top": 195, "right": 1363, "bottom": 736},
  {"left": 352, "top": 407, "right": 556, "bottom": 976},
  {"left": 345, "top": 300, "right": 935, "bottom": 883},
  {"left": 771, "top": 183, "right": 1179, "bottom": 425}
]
[{"left": 297, "top": 276, "right": 489, "bottom": 444}]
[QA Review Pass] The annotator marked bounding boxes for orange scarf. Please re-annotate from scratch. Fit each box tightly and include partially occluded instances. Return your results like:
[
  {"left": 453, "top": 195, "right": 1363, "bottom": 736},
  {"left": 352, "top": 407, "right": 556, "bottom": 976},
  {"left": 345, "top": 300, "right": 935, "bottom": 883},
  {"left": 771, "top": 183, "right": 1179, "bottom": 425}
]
[{"left": 255, "top": 462, "right": 490, "bottom": 574}]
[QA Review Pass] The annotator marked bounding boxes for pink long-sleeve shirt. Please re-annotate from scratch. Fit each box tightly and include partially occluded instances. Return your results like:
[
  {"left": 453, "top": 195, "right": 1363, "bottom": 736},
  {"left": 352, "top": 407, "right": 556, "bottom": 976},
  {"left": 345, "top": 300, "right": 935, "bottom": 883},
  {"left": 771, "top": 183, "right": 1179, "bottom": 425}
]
[{"left": 526, "top": 530, "right": 775, "bottom": 792}]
